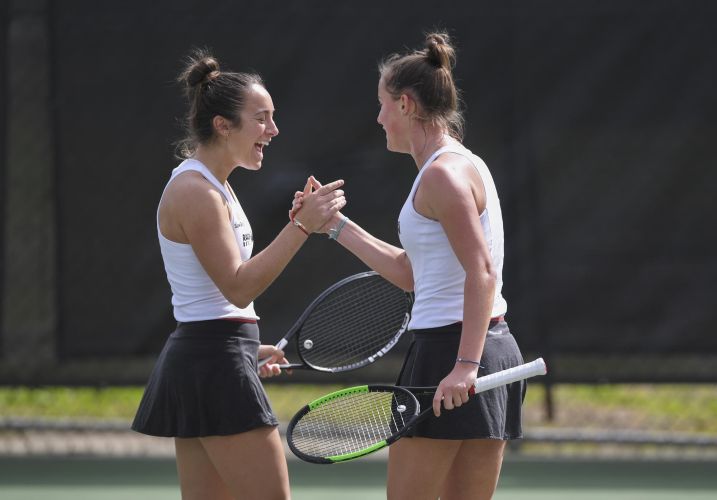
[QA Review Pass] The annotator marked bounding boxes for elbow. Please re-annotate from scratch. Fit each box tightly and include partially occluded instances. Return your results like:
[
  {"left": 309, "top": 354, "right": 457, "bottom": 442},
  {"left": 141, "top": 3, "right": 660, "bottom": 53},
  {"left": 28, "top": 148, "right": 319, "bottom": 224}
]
[
  {"left": 381, "top": 275, "right": 413, "bottom": 293},
  {"left": 471, "top": 261, "right": 497, "bottom": 291},
  {"left": 399, "top": 278, "right": 414, "bottom": 293},
  {"left": 483, "top": 271, "right": 497, "bottom": 292},
  {"left": 393, "top": 269, "right": 414, "bottom": 292},
  {"left": 225, "top": 290, "right": 255, "bottom": 310},
  {"left": 396, "top": 254, "right": 415, "bottom": 292},
  {"left": 234, "top": 298, "right": 253, "bottom": 310}
]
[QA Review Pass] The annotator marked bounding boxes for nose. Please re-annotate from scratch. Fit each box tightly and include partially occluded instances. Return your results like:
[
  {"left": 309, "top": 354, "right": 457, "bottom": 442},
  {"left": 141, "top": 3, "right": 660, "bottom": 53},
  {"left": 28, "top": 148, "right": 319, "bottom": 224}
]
[{"left": 268, "top": 117, "right": 279, "bottom": 137}]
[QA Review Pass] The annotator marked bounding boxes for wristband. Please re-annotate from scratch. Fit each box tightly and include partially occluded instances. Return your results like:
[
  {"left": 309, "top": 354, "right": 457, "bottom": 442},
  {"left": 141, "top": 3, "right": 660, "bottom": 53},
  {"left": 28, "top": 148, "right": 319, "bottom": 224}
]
[
  {"left": 456, "top": 357, "right": 483, "bottom": 368},
  {"left": 328, "top": 216, "right": 349, "bottom": 241},
  {"left": 289, "top": 210, "right": 309, "bottom": 236}
]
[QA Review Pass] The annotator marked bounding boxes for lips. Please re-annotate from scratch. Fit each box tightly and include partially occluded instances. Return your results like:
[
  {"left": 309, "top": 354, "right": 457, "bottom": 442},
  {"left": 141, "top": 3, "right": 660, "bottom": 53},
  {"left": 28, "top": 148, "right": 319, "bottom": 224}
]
[{"left": 254, "top": 140, "right": 270, "bottom": 158}]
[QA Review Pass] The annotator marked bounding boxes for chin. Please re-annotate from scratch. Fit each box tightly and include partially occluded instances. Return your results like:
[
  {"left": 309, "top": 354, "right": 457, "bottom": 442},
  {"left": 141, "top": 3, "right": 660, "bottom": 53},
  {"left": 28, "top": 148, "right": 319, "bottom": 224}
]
[{"left": 237, "top": 160, "right": 262, "bottom": 171}]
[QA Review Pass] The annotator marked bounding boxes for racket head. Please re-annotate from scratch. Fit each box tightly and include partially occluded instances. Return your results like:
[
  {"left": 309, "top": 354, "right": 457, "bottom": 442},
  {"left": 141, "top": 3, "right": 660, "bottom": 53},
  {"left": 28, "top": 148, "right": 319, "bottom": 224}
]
[
  {"left": 292, "top": 271, "right": 413, "bottom": 372},
  {"left": 286, "top": 384, "right": 421, "bottom": 464}
]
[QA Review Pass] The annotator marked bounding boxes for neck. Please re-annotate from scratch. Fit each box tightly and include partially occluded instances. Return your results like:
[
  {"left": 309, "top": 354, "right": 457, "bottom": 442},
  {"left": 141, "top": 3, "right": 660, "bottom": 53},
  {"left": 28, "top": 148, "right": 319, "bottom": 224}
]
[
  {"left": 408, "top": 127, "right": 459, "bottom": 170},
  {"left": 193, "top": 144, "right": 235, "bottom": 184}
]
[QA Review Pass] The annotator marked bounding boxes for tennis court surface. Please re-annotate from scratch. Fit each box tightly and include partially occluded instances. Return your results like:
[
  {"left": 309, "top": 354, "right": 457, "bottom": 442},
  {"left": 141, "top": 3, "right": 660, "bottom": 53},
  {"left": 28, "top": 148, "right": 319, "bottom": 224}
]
[{"left": 1, "top": 456, "right": 715, "bottom": 500}]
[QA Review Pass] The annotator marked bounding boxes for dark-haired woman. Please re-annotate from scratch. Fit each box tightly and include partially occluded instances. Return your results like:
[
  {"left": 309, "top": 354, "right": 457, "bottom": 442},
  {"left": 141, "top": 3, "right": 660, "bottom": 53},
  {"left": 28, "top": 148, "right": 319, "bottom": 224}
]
[
  {"left": 298, "top": 33, "right": 525, "bottom": 499},
  {"left": 131, "top": 51, "right": 345, "bottom": 499}
]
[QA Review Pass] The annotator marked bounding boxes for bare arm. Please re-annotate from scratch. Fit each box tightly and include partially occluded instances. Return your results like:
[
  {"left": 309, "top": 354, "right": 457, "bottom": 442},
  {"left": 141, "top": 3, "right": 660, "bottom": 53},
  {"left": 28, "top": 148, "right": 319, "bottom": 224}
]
[
  {"left": 330, "top": 220, "right": 414, "bottom": 291},
  {"left": 414, "top": 158, "right": 497, "bottom": 417},
  {"left": 162, "top": 173, "right": 346, "bottom": 308},
  {"left": 297, "top": 178, "right": 414, "bottom": 291}
]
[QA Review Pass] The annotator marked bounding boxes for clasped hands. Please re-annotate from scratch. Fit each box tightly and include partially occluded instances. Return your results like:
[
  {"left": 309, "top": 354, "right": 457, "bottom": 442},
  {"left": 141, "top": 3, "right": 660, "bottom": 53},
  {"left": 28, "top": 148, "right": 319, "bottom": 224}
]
[{"left": 290, "top": 176, "right": 346, "bottom": 235}]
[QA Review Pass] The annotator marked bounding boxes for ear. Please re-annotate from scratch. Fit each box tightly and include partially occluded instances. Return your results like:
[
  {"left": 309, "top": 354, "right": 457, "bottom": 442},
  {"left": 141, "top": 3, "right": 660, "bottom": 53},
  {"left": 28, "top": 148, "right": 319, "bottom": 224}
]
[
  {"left": 399, "top": 94, "right": 414, "bottom": 116},
  {"left": 213, "top": 115, "right": 232, "bottom": 137}
]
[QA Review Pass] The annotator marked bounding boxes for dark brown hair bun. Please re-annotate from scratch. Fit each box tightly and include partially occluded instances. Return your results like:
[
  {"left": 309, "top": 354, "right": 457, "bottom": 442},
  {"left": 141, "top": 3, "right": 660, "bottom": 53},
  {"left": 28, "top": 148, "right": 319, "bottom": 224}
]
[
  {"left": 378, "top": 32, "right": 464, "bottom": 141},
  {"left": 425, "top": 32, "right": 456, "bottom": 70},
  {"left": 179, "top": 50, "right": 221, "bottom": 90},
  {"left": 175, "top": 48, "right": 264, "bottom": 158}
]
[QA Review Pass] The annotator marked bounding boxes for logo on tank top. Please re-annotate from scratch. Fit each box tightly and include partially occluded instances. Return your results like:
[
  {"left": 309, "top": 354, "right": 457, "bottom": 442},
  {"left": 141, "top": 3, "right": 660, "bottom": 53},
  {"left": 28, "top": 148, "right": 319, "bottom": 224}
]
[{"left": 242, "top": 233, "right": 253, "bottom": 247}]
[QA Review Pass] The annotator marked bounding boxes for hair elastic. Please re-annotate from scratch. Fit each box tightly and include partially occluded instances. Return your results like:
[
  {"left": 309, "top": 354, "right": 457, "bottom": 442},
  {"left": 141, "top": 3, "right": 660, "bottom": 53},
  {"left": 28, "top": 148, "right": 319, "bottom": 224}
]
[{"left": 456, "top": 357, "right": 483, "bottom": 368}]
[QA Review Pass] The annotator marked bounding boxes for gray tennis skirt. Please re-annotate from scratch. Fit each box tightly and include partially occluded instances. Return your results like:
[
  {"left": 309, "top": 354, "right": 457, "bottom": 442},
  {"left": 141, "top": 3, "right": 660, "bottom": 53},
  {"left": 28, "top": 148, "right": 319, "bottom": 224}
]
[
  {"left": 396, "top": 319, "right": 526, "bottom": 440},
  {"left": 131, "top": 319, "right": 278, "bottom": 438}
]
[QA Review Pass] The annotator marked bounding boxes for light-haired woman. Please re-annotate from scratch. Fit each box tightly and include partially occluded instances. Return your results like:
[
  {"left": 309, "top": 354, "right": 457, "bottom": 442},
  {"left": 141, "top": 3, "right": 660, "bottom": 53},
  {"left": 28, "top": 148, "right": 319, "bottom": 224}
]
[{"left": 300, "top": 33, "right": 525, "bottom": 500}]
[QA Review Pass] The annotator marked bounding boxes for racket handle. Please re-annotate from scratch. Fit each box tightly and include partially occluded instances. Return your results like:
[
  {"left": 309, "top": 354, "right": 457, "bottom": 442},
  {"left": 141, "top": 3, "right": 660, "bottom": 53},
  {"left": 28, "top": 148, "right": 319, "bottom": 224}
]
[
  {"left": 257, "top": 361, "right": 305, "bottom": 370},
  {"left": 471, "top": 358, "right": 547, "bottom": 394},
  {"left": 257, "top": 339, "right": 290, "bottom": 368}
]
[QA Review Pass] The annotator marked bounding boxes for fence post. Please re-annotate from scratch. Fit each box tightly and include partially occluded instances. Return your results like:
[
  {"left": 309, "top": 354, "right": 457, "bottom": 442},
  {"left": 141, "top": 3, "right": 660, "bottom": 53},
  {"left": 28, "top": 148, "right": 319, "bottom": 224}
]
[{"left": 0, "top": 0, "right": 57, "bottom": 381}]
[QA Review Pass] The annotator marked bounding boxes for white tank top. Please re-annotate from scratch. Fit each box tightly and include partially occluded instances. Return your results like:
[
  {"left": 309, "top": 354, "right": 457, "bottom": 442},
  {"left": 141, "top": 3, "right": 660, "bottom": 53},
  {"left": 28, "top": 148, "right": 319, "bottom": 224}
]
[
  {"left": 398, "top": 145, "right": 507, "bottom": 329},
  {"left": 157, "top": 159, "right": 259, "bottom": 322}
]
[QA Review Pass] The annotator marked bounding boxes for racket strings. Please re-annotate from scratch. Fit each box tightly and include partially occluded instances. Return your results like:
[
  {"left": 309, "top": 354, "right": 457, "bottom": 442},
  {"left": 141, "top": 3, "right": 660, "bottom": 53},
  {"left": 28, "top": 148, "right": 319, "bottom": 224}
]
[
  {"left": 290, "top": 390, "right": 417, "bottom": 459},
  {"left": 306, "top": 293, "right": 401, "bottom": 358},
  {"left": 298, "top": 277, "right": 409, "bottom": 369}
]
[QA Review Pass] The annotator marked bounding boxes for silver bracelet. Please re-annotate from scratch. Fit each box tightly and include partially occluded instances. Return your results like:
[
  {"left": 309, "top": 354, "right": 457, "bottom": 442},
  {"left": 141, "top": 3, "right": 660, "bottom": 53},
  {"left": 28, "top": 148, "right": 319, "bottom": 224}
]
[
  {"left": 456, "top": 357, "right": 483, "bottom": 368},
  {"left": 328, "top": 216, "right": 349, "bottom": 240}
]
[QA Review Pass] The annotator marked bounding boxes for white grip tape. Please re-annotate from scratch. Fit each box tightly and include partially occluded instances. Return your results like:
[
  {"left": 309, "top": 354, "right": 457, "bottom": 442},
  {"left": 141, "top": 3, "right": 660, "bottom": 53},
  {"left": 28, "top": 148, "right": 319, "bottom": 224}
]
[
  {"left": 472, "top": 358, "right": 547, "bottom": 393},
  {"left": 257, "top": 338, "right": 290, "bottom": 368}
]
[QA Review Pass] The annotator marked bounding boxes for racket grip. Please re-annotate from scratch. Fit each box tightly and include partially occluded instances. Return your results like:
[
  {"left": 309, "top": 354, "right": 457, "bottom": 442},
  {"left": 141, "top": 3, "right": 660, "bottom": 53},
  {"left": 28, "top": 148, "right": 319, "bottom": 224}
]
[
  {"left": 471, "top": 358, "right": 547, "bottom": 394},
  {"left": 257, "top": 339, "right": 291, "bottom": 368}
]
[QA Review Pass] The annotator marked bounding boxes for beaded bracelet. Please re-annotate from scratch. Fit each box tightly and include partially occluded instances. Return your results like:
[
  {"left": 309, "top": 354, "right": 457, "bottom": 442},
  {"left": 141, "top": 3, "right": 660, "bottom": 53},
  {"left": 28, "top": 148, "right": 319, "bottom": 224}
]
[{"left": 289, "top": 210, "right": 309, "bottom": 236}]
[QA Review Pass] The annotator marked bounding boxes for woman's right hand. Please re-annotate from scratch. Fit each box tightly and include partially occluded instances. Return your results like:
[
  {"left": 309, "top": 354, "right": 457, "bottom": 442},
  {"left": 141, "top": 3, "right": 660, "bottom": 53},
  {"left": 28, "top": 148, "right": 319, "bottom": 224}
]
[
  {"left": 292, "top": 176, "right": 346, "bottom": 233},
  {"left": 257, "top": 345, "right": 290, "bottom": 378}
]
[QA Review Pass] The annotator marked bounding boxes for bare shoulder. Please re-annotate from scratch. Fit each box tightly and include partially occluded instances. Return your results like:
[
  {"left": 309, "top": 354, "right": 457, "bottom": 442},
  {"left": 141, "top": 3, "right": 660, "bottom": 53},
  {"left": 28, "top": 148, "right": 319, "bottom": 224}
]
[
  {"left": 421, "top": 153, "right": 475, "bottom": 193},
  {"left": 420, "top": 151, "right": 486, "bottom": 215},
  {"left": 163, "top": 171, "right": 226, "bottom": 211},
  {"left": 159, "top": 172, "right": 230, "bottom": 241}
]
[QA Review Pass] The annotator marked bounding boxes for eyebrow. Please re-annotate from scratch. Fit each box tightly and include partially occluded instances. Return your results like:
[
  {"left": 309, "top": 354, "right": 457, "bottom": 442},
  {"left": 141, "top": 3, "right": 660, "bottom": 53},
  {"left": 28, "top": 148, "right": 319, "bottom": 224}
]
[{"left": 254, "top": 108, "right": 274, "bottom": 116}]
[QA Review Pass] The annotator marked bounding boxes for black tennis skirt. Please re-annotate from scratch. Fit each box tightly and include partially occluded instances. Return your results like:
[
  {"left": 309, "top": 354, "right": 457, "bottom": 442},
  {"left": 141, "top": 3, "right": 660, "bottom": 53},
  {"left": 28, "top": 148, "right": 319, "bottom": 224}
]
[
  {"left": 396, "top": 319, "right": 526, "bottom": 440},
  {"left": 131, "top": 320, "right": 278, "bottom": 438}
]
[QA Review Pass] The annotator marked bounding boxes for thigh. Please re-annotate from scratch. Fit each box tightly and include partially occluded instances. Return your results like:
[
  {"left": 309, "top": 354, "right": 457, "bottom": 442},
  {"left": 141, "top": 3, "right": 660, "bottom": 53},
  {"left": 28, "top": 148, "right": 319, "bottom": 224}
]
[
  {"left": 387, "top": 437, "right": 462, "bottom": 500},
  {"left": 175, "top": 437, "right": 233, "bottom": 500},
  {"left": 441, "top": 439, "right": 506, "bottom": 500},
  {"left": 200, "top": 426, "right": 290, "bottom": 500}
]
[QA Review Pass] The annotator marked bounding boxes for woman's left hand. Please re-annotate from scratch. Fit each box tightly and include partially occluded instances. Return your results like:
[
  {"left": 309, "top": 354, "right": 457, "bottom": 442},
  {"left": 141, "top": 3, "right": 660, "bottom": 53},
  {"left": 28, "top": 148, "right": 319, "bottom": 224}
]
[
  {"left": 290, "top": 190, "right": 304, "bottom": 216},
  {"left": 258, "top": 344, "right": 290, "bottom": 378}
]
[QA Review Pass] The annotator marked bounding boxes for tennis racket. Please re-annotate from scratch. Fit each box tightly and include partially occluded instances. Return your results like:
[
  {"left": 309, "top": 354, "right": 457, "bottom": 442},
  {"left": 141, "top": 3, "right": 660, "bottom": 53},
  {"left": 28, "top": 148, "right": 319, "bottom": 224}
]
[
  {"left": 287, "top": 357, "right": 547, "bottom": 463},
  {"left": 258, "top": 271, "right": 413, "bottom": 372}
]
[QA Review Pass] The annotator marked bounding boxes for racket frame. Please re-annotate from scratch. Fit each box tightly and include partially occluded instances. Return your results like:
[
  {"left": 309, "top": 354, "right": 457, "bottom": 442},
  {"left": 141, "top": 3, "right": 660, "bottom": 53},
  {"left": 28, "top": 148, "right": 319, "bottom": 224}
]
[
  {"left": 286, "top": 357, "right": 548, "bottom": 464},
  {"left": 259, "top": 271, "right": 413, "bottom": 372}
]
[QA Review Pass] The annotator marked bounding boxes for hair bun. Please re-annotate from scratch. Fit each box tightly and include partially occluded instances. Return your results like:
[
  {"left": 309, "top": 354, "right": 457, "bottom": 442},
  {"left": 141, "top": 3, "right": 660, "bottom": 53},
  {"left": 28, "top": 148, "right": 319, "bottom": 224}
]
[
  {"left": 179, "top": 49, "right": 221, "bottom": 90},
  {"left": 425, "top": 32, "right": 456, "bottom": 69}
]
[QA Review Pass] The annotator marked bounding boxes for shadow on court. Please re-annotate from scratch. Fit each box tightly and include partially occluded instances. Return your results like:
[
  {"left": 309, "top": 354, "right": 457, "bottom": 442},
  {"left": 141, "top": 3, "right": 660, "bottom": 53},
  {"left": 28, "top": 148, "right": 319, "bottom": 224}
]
[{"left": 0, "top": 457, "right": 715, "bottom": 500}]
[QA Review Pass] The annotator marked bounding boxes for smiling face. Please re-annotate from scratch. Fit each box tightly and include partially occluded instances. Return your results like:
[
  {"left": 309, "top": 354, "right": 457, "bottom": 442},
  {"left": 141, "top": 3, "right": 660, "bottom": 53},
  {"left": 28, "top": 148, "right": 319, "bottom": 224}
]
[
  {"left": 377, "top": 76, "right": 409, "bottom": 153},
  {"left": 227, "top": 83, "right": 279, "bottom": 170}
]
